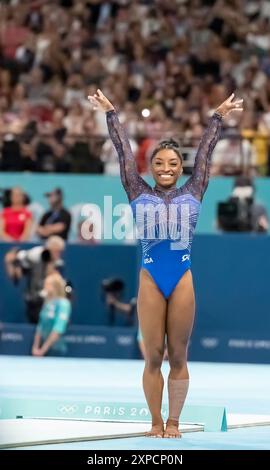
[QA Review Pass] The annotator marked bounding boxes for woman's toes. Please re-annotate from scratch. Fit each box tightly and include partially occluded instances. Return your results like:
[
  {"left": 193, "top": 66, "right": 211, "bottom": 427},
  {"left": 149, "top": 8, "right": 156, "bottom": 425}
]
[
  {"left": 145, "top": 424, "right": 164, "bottom": 438},
  {"left": 164, "top": 425, "right": 182, "bottom": 438}
]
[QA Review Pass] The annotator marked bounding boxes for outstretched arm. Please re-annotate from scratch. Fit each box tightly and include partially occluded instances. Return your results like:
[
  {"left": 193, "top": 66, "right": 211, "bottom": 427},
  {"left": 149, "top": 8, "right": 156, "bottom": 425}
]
[
  {"left": 184, "top": 93, "right": 243, "bottom": 201},
  {"left": 88, "top": 90, "right": 150, "bottom": 201}
]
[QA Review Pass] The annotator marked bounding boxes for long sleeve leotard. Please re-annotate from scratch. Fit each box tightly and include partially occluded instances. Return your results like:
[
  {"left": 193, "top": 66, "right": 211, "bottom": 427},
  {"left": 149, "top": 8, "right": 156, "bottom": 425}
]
[{"left": 106, "top": 109, "right": 222, "bottom": 298}]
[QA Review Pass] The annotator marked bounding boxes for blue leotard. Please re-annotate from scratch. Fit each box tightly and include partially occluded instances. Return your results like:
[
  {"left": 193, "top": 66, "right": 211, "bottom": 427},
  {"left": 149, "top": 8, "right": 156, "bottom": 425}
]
[{"left": 106, "top": 110, "right": 222, "bottom": 298}]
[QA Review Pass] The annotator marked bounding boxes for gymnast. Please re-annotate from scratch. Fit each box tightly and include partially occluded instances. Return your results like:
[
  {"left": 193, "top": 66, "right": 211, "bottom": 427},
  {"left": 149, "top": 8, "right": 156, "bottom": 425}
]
[{"left": 88, "top": 90, "right": 243, "bottom": 438}]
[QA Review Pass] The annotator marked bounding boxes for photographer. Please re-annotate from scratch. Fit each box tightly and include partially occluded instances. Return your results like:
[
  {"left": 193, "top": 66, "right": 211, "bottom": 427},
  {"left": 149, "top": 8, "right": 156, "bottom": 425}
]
[
  {"left": 0, "top": 187, "right": 33, "bottom": 241},
  {"left": 32, "top": 273, "right": 71, "bottom": 357},
  {"left": 217, "top": 176, "right": 269, "bottom": 233},
  {"left": 102, "top": 278, "right": 137, "bottom": 326},
  {"left": 4, "top": 235, "right": 65, "bottom": 323}
]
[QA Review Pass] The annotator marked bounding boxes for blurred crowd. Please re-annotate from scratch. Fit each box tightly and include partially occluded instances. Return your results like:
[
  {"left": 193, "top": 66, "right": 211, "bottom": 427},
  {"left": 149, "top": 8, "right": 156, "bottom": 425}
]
[{"left": 0, "top": 0, "right": 270, "bottom": 175}]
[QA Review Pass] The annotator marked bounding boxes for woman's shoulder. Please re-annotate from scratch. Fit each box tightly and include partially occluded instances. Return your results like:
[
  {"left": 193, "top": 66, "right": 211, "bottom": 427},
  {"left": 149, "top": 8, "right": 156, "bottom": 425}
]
[{"left": 56, "top": 297, "right": 71, "bottom": 309}]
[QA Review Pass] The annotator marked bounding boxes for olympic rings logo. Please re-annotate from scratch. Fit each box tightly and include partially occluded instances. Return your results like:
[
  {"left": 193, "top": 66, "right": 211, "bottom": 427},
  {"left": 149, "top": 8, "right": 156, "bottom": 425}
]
[{"left": 58, "top": 404, "right": 78, "bottom": 414}]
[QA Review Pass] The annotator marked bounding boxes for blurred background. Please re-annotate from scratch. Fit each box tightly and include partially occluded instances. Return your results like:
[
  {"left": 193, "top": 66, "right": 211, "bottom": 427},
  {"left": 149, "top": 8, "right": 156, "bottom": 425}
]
[{"left": 0, "top": 0, "right": 270, "bottom": 363}]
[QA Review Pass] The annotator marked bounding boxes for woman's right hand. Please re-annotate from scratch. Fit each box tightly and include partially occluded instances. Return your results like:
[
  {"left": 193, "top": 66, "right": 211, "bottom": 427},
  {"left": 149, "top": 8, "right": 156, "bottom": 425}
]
[
  {"left": 88, "top": 89, "right": 115, "bottom": 113},
  {"left": 106, "top": 293, "right": 116, "bottom": 306}
]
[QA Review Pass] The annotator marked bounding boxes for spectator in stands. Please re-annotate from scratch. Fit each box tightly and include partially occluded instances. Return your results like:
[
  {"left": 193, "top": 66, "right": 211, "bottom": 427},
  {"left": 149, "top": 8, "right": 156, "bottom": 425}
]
[
  {"left": 32, "top": 273, "right": 71, "bottom": 357},
  {"left": 211, "top": 122, "right": 257, "bottom": 176},
  {"left": 35, "top": 121, "right": 71, "bottom": 172},
  {"left": 0, "top": 187, "right": 33, "bottom": 241},
  {"left": 5, "top": 235, "right": 65, "bottom": 323},
  {"left": 101, "top": 135, "right": 138, "bottom": 176},
  {"left": 36, "top": 188, "right": 71, "bottom": 241},
  {"left": 0, "top": 0, "right": 270, "bottom": 175}
]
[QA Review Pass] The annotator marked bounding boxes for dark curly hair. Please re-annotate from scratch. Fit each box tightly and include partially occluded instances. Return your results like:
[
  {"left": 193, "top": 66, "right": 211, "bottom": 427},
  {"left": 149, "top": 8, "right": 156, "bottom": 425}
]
[{"left": 151, "top": 138, "right": 183, "bottom": 164}]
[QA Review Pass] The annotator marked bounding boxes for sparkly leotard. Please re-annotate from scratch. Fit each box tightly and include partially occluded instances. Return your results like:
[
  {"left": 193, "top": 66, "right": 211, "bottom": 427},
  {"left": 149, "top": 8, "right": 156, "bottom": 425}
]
[{"left": 106, "top": 110, "right": 222, "bottom": 298}]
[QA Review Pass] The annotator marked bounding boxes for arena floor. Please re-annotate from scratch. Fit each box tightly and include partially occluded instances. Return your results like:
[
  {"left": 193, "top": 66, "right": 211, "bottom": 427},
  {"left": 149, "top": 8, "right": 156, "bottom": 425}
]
[{"left": 1, "top": 356, "right": 270, "bottom": 450}]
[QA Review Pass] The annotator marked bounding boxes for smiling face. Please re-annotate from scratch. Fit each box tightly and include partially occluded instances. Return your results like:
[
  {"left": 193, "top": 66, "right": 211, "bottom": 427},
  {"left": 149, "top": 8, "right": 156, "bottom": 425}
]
[{"left": 151, "top": 149, "right": 183, "bottom": 189}]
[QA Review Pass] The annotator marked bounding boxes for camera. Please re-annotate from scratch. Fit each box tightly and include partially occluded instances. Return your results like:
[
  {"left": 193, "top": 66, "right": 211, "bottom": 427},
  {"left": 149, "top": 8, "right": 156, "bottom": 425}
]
[
  {"left": 217, "top": 197, "right": 253, "bottom": 232},
  {"left": 217, "top": 177, "right": 254, "bottom": 232},
  {"left": 101, "top": 278, "right": 125, "bottom": 295}
]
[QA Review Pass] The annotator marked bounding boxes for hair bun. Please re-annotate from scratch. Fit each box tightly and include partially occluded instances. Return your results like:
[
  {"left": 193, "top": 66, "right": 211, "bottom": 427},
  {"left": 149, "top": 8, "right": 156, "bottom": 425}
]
[
  {"left": 157, "top": 138, "right": 180, "bottom": 149},
  {"left": 151, "top": 138, "right": 183, "bottom": 162}
]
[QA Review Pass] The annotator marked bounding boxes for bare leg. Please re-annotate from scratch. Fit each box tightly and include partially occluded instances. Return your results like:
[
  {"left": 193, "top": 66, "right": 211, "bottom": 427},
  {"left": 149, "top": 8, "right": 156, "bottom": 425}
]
[
  {"left": 137, "top": 269, "right": 167, "bottom": 437},
  {"left": 164, "top": 270, "right": 195, "bottom": 438}
]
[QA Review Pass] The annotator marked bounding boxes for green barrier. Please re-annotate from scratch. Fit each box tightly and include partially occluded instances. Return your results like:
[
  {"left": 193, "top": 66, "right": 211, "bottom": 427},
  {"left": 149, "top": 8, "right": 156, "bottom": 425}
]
[
  {"left": 181, "top": 404, "right": 227, "bottom": 432},
  {"left": 0, "top": 397, "right": 227, "bottom": 432}
]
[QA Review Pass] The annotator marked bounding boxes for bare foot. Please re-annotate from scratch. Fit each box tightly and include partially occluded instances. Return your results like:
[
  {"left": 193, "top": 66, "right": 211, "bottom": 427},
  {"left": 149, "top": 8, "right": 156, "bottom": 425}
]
[
  {"left": 145, "top": 422, "right": 164, "bottom": 438},
  {"left": 163, "top": 419, "right": 182, "bottom": 438}
]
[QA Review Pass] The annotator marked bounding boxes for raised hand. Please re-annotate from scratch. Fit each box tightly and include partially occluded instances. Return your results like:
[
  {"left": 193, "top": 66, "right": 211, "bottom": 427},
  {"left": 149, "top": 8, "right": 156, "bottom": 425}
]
[
  {"left": 216, "top": 93, "right": 244, "bottom": 117},
  {"left": 88, "top": 89, "right": 114, "bottom": 113}
]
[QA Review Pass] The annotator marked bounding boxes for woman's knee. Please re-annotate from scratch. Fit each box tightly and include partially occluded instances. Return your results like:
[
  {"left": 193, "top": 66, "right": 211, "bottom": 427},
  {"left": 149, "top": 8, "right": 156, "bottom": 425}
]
[
  {"left": 168, "top": 347, "right": 187, "bottom": 371},
  {"left": 145, "top": 348, "right": 164, "bottom": 371}
]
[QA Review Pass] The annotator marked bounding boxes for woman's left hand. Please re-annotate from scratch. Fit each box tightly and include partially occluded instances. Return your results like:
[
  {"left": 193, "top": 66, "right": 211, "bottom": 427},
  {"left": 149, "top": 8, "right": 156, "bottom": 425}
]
[
  {"left": 216, "top": 93, "right": 244, "bottom": 117},
  {"left": 88, "top": 89, "right": 114, "bottom": 113},
  {"left": 32, "top": 347, "right": 44, "bottom": 357}
]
